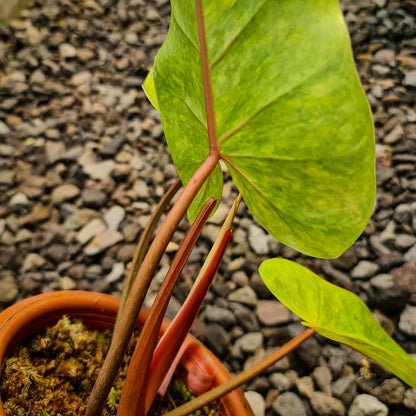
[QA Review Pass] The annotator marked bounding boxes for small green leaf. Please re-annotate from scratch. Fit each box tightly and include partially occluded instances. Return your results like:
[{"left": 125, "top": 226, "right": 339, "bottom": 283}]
[
  {"left": 153, "top": 0, "right": 375, "bottom": 256},
  {"left": 142, "top": 69, "right": 159, "bottom": 111},
  {"left": 259, "top": 258, "right": 416, "bottom": 388}
]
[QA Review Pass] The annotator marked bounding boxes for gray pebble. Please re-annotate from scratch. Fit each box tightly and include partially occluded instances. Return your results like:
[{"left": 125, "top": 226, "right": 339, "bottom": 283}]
[
  {"left": 269, "top": 372, "right": 294, "bottom": 392},
  {"left": 84, "top": 229, "right": 124, "bottom": 256},
  {"left": 348, "top": 394, "right": 388, "bottom": 416},
  {"left": 351, "top": 261, "right": 379, "bottom": 279},
  {"left": 228, "top": 286, "right": 258, "bottom": 307},
  {"left": 248, "top": 224, "right": 269, "bottom": 256},
  {"left": 332, "top": 374, "right": 357, "bottom": 405},
  {"left": 273, "top": 391, "right": 307, "bottom": 416},
  {"left": 232, "top": 332, "right": 263, "bottom": 356},
  {"left": 399, "top": 305, "right": 416, "bottom": 336},
  {"left": 204, "top": 305, "right": 236, "bottom": 328},
  {"left": 312, "top": 366, "right": 332, "bottom": 395},
  {"left": 82, "top": 188, "right": 107, "bottom": 208},
  {"left": 309, "top": 391, "right": 345, "bottom": 416}
]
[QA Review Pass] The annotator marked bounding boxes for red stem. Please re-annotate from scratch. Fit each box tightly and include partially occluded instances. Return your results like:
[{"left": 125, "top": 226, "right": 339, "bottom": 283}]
[
  {"left": 144, "top": 230, "right": 233, "bottom": 413},
  {"left": 85, "top": 155, "right": 219, "bottom": 416},
  {"left": 195, "top": 0, "right": 219, "bottom": 155},
  {"left": 86, "top": 1, "right": 221, "bottom": 414},
  {"left": 165, "top": 328, "right": 316, "bottom": 416},
  {"left": 117, "top": 199, "right": 217, "bottom": 416}
]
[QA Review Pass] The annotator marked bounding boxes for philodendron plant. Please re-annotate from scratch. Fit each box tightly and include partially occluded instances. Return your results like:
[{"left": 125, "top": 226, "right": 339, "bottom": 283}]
[{"left": 38, "top": 0, "right": 416, "bottom": 414}]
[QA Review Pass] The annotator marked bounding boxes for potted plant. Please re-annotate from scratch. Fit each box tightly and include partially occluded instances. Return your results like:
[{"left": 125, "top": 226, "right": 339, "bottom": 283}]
[
  {"left": 0, "top": 290, "right": 252, "bottom": 415},
  {"left": 1, "top": 0, "right": 415, "bottom": 415}
]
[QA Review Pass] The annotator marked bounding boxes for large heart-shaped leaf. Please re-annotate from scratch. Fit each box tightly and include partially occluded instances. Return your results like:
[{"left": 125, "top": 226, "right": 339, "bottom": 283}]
[
  {"left": 259, "top": 258, "right": 416, "bottom": 388},
  {"left": 151, "top": 0, "right": 375, "bottom": 258}
]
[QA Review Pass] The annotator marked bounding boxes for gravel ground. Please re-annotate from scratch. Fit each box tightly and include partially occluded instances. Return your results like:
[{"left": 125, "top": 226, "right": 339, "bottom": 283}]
[{"left": 0, "top": 1, "right": 416, "bottom": 415}]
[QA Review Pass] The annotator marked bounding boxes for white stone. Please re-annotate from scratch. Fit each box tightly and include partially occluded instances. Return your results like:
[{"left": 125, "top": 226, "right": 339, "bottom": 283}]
[
  {"left": 348, "top": 394, "right": 388, "bottom": 416},
  {"left": 77, "top": 218, "right": 107, "bottom": 245},
  {"left": 104, "top": 205, "right": 125, "bottom": 230},
  {"left": 244, "top": 391, "right": 265, "bottom": 416},
  {"left": 105, "top": 262, "right": 125, "bottom": 283}
]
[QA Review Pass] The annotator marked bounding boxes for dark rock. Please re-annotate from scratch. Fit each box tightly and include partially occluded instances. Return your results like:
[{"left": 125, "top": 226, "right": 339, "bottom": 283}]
[
  {"left": 203, "top": 323, "right": 230, "bottom": 357},
  {"left": 250, "top": 272, "right": 274, "bottom": 299},
  {"left": 371, "top": 378, "right": 406, "bottom": 405},
  {"left": 45, "top": 244, "right": 69, "bottom": 263},
  {"left": 325, "top": 347, "right": 348, "bottom": 378},
  {"left": 291, "top": 337, "right": 320, "bottom": 372},
  {"left": 376, "top": 251, "right": 403, "bottom": 270},
  {"left": 100, "top": 137, "right": 125, "bottom": 156},
  {"left": 370, "top": 273, "right": 409, "bottom": 312},
  {"left": 332, "top": 374, "right": 357, "bottom": 405},
  {"left": 0, "top": 245, "right": 23, "bottom": 269},
  {"left": 229, "top": 303, "right": 260, "bottom": 332},
  {"left": 81, "top": 188, "right": 108, "bottom": 208},
  {"left": 67, "top": 264, "right": 87, "bottom": 280},
  {"left": 392, "top": 262, "right": 416, "bottom": 295},
  {"left": 204, "top": 305, "right": 236, "bottom": 328}
]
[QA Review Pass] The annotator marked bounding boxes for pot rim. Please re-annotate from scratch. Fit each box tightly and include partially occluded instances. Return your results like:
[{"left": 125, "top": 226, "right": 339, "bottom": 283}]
[{"left": 0, "top": 291, "right": 253, "bottom": 416}]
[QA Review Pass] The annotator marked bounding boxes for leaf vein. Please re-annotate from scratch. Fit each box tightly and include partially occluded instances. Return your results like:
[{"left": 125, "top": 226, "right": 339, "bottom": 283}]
[
  {"left": 179, "top": 97, "right": 207, "bottom": 131},
  {"left": 218, "top": 84, "right": 304, "bottom": 146},
  {"left": 209, "top": 0, "right": 268, "bottom": 68},
  {"left": 221, "top": 156, "right": 300, "bottom": 228},
  {"left": 221, "top": 152, "right": 361, "bottom": 162},
  {"left": 172, "top": 14, "right": 199, "bottom": 53}
]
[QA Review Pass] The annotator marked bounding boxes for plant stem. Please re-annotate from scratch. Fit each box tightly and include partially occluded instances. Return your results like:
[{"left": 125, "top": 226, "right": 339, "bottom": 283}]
[
  {"left": 145, "top": 230, "right": 233, "bottom": 412},
  {"left": 164, "top": 328, "right": 316, "bottom": 416},
  {"left": 190, "top": 194, "right": 241, "bottom": 293},
  {"left": 195, "top": 0, "right": 218, "bottom": 155},
  {"left": 117, "top": 198, "right": 217, "bottom": 416},
  {"left": 86, "top": 2, "right": 220, "bottom": 413},
  {"left": 115, "top": 178, "right": 182, "bottom": 328},
  {"left": 85, "top": 154, "right": 219, "bottom": 416},
  {"left": 152, "top": 195, "right": 241, "bottom": 398}
]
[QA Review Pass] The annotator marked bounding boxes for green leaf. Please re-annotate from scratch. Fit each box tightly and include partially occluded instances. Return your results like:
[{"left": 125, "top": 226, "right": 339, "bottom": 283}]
[
  {"left": 142, "top": 69, "right": 159, "bottom": 111},
  {"left": 153, "top": 0, "right": 375, "bottom": 256},
  {"left": 259, "top": 258, "right": 416, "bottom": 389}
]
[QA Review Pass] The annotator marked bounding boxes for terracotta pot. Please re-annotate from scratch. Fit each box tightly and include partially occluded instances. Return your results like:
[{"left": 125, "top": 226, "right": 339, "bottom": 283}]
[{"left": 0, "top": 291, "right": 253, "bottom": 416}]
